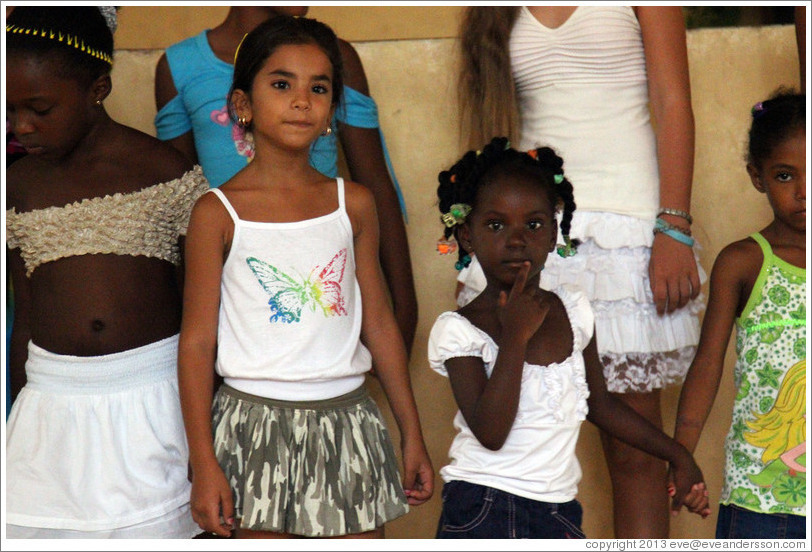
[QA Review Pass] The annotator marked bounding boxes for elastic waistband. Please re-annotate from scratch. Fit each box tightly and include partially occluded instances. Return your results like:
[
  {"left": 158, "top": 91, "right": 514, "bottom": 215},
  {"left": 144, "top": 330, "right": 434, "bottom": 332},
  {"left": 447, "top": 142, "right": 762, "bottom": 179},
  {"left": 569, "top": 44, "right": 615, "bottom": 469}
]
[
  {"left": 219, "top": 382, "right": 369, "bottom": 411},
  {"left": 25, "top": 335, "right": 179, "bottom": 394},
  {"left": 224, "top": 374, "right": 365, "bottom": 402}
]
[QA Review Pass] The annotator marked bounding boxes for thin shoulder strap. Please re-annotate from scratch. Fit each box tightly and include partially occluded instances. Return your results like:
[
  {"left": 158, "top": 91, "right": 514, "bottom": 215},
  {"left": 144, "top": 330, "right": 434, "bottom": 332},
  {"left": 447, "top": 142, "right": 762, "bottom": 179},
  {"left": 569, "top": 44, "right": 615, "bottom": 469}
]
[
  {"left": 336, "top": 177, "right": 346, "bottom": 210},
  {"left": 208, "top": 188, "right": 240, "bottom": 223},
  {"left": 750, "top": 232, "right": 772, "bottom": 261}
]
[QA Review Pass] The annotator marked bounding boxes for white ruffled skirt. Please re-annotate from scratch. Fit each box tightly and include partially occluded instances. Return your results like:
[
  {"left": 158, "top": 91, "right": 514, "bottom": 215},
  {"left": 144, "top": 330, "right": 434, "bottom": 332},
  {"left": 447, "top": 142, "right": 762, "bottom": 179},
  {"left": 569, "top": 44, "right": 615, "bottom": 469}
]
[{"left": 457, "top": 211, "right": 706, "bottom": 393}]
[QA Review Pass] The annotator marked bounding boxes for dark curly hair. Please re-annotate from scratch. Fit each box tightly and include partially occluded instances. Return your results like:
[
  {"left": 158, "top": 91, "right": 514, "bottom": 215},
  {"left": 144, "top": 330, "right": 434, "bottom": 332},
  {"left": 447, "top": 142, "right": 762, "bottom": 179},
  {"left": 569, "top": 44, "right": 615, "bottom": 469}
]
[
  {"left": 747, "top": 88, "right": 805, "bottom": 169},
  {"left": 437, "top": 137, "right": 578, "bottom": 270},
  {"left": 6, "top": 6, "right": 114, "bottom": 86}
]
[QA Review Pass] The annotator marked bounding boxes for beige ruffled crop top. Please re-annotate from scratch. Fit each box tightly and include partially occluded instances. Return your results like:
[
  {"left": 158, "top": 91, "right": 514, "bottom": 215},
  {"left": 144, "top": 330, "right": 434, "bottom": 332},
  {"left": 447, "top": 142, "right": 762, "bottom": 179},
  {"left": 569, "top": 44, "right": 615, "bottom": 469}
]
[{"left": 6, "top": 166, "right": 209, "bottom": 277}]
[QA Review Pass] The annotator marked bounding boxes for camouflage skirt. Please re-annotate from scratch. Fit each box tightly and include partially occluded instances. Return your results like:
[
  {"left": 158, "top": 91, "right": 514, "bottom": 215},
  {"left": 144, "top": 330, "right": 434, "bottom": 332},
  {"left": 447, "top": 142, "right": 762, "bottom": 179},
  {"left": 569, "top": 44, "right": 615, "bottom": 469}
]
[{"left": 211, "top": 384, "right": 409, "bottom": 536}]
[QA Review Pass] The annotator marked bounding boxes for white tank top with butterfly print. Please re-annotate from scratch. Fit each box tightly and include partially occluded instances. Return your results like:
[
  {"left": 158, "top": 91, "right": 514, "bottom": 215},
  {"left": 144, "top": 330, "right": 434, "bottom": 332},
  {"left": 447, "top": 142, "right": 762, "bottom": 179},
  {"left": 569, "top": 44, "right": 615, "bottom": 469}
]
[{"left": 209, "top": 178, "right": 370, "bottom": 401}]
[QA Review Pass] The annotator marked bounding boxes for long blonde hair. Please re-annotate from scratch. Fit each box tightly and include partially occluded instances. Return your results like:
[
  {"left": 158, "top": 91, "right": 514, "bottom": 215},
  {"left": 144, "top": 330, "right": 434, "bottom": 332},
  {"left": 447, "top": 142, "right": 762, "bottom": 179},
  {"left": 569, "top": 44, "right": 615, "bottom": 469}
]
[
  {"left": 458, "top": 6, "right": 521, "bottom": 150},
  {"left": 744, "top": 360, "right": 806, "bottom": 464}
]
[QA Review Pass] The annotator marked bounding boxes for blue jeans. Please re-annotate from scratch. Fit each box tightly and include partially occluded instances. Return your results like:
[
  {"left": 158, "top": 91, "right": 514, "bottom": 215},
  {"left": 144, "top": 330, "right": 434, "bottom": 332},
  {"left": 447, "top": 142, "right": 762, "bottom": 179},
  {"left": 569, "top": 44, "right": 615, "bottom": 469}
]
[
  {"left": 716, "top": 504, "right": 806, "bottom": 539},
  {"left": 436, "top": 480, "right": 586, "bottom": 539}
]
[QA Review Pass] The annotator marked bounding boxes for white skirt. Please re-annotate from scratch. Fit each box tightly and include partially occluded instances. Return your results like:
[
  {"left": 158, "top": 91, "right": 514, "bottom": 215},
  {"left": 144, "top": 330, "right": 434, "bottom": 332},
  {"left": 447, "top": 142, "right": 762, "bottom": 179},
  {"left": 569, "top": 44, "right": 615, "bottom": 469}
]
[
  {"left": 458, "top": 211, "right": 706, "bottom": 393},
  {"left": 5, "top": 336, "right": 197, "bottom": 537}
]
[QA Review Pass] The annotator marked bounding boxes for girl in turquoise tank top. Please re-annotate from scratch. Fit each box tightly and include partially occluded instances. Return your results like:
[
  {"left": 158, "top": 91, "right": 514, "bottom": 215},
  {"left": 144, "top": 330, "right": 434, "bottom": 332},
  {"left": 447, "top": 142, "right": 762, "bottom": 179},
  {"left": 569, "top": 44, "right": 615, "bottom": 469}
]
[{"left": 674, "top": 90, "right": 806, "bottom": 539}]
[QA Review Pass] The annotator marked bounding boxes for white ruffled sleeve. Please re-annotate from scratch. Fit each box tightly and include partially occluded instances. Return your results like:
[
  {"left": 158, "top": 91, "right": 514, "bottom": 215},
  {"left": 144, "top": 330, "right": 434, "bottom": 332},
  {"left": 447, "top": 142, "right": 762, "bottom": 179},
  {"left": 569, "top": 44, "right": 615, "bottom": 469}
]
[
  {"left": 556, "top": 284, "right": 595, "bottom": 352},
  {"left": 427, "top": 311, "right": 494, "bottom": 377}
]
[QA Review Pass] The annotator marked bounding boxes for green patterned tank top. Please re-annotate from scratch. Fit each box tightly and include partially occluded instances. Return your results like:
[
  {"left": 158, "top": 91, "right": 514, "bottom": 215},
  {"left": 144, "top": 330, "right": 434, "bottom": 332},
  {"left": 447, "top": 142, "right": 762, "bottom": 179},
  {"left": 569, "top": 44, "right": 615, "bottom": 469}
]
[{"left": 721, "top": 232, "right": 806, "bottom": 516}]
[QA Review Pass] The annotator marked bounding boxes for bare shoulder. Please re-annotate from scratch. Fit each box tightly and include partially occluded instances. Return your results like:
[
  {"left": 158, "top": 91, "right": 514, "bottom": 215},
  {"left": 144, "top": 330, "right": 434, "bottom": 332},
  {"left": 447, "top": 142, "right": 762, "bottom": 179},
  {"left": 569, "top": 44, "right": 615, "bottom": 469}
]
[
  {"left": 342, "top": 178, "right": 377, "bottom": 236},
  {"left": 189, "top": 188, "right": 227, "bottom": 221},
  {"left": 111, "top": 124, "right": 194, "bottom": 183},
  {"left": 713, "top": 236, "right": 762, "bottom": 281},
  {"left": 5, "top": 157, "right": 36, "bottom": 210},
  {"left": 343, "top": 178, "right": 376, "bottom": 212}
]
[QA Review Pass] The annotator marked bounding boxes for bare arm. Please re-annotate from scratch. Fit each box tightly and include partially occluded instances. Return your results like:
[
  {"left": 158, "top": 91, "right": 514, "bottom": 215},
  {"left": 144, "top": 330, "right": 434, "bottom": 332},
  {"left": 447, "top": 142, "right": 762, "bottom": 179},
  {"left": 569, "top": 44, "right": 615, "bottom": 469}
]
[
  {"left": 337, "top": 40, "right": 418, "bottom": 355},
  {"left": 177, "top": 193, "right": 233, "bottom": 536},
  {"left": 584, "top": 332, "right": 707, "bottom": 515},
  {"left": 446, "top": 262, "right": 549, "bottom": 451},
  {"left": 8, "top": 246, "right": 31, "bottom": 401},
  {"left": 673, "top": 243, "right": 753, "bottom": 454},
  {"left": 154, "top": 53, "right": 199, "bottom": 166},
  {"left": 637, "top": 7, "right": 700, "bottom": 315},
  {"left": 347, "top": 181, "right": 433, "bottom": 505}
]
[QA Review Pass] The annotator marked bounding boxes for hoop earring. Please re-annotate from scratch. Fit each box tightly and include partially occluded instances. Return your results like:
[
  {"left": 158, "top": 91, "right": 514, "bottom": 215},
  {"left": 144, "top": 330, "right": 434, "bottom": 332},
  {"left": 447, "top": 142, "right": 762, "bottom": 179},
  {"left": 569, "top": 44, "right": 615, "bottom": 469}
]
[
  {"left": 238, "top": 116, "right": 249, "bottom": 128},
  {"left": 321, "top": 126, "right": 332, "bottom": 137}
]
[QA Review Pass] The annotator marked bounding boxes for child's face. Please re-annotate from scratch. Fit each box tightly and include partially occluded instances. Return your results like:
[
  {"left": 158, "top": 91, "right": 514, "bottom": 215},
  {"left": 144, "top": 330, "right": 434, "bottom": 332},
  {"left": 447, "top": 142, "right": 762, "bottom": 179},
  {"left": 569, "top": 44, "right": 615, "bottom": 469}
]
[
  {"left": 237, "top": 43, "right": 335, "bottom": 152},
  {"left": 460, "top": 174, "right": 558, "bottom": 290},
  {"left": 748, "top": 130, "right": 806, "bottom": 233},
  {"left": 6, "top": 55, "right": 95, "bottom": 160}
]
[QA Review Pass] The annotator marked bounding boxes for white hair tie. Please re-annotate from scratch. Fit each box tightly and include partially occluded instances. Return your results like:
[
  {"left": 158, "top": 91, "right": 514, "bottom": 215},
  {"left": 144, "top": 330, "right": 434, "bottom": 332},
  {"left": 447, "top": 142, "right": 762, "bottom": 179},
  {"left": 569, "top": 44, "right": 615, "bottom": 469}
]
[{"left": 98, "top": 6, "right": 118, "bottom": 34}]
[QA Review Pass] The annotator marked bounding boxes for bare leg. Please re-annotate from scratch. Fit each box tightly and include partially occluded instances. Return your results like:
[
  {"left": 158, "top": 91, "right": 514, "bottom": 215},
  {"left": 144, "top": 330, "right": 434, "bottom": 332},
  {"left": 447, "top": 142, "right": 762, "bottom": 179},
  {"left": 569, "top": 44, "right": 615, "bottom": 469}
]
[{"left": 600, "top": 389, "right": 669, "bottom": 538}]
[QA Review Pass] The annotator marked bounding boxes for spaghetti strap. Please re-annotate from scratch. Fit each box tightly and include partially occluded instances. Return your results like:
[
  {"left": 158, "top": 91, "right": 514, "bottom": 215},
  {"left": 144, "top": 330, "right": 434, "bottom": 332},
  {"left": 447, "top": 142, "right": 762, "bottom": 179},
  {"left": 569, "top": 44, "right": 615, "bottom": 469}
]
[
  {"left": 749, "top": 232, "right": 772, "bottom": 259},
  {"left": 208, "top": 188, "right": 240, "bottom": 223},
  {"left": 336, "top": 177, "right": 345, "bottom": 210}
]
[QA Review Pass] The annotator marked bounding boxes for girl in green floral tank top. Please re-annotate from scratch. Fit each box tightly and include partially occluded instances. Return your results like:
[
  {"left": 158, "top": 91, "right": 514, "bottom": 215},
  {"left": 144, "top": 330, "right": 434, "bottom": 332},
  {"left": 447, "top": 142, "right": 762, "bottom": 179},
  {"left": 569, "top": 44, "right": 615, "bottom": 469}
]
[{"left": 673, "top": 90, "right": 806, "bottom": 539}]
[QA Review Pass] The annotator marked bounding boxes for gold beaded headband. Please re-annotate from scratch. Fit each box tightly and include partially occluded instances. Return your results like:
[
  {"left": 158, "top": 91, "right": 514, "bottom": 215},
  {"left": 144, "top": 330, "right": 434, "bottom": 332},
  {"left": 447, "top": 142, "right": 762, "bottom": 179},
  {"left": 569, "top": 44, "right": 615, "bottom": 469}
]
[{"left": 6, "top": 24, "right": 114, "bottom": 66}]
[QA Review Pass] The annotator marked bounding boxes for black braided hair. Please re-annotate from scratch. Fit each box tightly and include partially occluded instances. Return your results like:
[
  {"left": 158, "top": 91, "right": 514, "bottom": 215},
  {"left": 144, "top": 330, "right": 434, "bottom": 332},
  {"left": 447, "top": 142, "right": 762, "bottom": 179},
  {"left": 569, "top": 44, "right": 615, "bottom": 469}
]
[
  {"left": 747, "top": 88, "right": 805, "bottom": 169},
  {"left": 6, "top": 7, "right": 114, "bottom": 86},
  {"left": 437, "top": 136, "right": 578, "bottom": 270}
]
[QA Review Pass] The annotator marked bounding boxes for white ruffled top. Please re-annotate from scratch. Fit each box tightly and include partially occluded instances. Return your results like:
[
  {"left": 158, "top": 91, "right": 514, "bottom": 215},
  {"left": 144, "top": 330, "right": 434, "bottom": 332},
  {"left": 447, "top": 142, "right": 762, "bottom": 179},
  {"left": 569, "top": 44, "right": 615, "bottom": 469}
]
[{"left": 428, "top": 284, "right": 593, "bottom": 503}]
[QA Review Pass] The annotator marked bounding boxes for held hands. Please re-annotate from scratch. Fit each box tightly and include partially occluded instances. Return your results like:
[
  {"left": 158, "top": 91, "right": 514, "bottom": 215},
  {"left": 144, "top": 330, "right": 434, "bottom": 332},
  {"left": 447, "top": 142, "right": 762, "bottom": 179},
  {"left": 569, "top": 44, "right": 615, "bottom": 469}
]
[
  {"left": 189, "top": 462, "right": 235, "bottom": 537},
  {"left": 667, "top": 454, "right": 711, "bottom": 519},
  {"left": 401, "top": 437, "right": 434, "bottom": 506},
  {"left": 498, "top": 262, "right": 550, "bottom": 343},
  {"left": 649, "top": 232, "right": 700, "bottom": 315}
]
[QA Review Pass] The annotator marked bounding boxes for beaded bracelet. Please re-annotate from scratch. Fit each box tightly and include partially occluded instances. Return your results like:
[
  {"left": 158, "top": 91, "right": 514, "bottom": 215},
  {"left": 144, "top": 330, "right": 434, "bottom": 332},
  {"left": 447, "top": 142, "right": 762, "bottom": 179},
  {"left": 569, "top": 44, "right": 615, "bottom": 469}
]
[
  {"left": 657, "top": 207, "right": 693, "bottom": 225},
  {"left": 654, "top": 218, "right": 695, "bottom": 247},
  {"left": 655, "top": 217, "right": 692, "bottom": 236}
]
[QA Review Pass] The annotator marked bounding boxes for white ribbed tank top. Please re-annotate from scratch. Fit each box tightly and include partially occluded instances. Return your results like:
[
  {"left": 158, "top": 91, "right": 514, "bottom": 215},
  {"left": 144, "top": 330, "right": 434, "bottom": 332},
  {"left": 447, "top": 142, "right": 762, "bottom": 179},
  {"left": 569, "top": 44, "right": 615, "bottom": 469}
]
[{"left": 510, "top": 6, "right": 660, "bottom": 219}]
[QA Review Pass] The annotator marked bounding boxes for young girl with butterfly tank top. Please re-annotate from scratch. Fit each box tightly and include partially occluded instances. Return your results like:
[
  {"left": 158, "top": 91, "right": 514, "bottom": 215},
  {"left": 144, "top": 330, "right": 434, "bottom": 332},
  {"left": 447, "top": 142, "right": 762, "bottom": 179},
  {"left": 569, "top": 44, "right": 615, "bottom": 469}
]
[{"left": 177, "top": 16, "right": 433, "bottom": 539}]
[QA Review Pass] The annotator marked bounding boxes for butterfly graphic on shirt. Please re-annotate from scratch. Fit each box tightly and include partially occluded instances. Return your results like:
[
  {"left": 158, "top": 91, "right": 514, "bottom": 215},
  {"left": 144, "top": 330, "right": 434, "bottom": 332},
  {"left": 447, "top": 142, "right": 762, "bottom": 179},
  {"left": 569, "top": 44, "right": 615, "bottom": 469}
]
[{"left": 246, "top": 249, "right": 348, "bottom": 324}]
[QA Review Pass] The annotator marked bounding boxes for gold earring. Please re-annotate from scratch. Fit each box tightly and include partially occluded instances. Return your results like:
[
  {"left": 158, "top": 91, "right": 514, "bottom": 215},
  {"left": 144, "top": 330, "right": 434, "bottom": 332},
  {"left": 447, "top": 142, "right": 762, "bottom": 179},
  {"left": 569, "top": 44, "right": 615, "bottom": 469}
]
[
  {"left": 321, "top": 126, "right": 332, "bottom": 137},
  {"left": 95, "top": 99, "right": 102, "bottom": 106},
  {"left": 238, "top": 116, "right": 248, "bottom": 127}
]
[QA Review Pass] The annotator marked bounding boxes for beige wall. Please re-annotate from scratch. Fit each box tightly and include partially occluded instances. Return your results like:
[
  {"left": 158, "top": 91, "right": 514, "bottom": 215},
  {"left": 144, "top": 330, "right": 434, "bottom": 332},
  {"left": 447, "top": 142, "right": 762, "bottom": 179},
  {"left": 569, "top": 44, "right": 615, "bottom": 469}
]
[
  {"left": 114, "top": 6, "right": 462, "bottom": 49},
  {"left": 103, "top": 7, "right": 801, "bottom": 540}
]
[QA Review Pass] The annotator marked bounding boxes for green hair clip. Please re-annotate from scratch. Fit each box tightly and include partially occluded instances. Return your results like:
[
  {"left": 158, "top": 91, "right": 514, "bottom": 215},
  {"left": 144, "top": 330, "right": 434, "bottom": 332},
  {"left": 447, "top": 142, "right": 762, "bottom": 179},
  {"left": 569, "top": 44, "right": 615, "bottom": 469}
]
[
  {"left": 556, "top": 235, "right": 577, "bottom": 258},
  {"left": 441, "top": 203, "right": 472, "bottom": 228}
]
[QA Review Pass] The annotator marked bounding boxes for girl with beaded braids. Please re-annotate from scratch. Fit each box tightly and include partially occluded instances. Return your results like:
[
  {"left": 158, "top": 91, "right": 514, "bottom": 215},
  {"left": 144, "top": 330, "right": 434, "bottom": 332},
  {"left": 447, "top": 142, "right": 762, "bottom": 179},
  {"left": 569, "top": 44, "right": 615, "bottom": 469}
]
[
  {"left": 5, "top": 6, "right": 208, "bottom": 538},
  {"left": 456, "top": 6, "right": 705, "bottom": 538},
  {"left": 428, "top": 137, "right": 708, "bottom": 538}
]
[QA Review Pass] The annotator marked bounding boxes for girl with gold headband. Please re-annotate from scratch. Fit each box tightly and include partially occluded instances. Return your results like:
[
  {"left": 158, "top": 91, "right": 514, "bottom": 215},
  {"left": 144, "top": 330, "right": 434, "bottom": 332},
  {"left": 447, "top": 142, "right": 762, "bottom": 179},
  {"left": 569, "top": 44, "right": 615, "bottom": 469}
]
[{"left": 5, "top": 6, "right": 208, "bottom": 538}]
